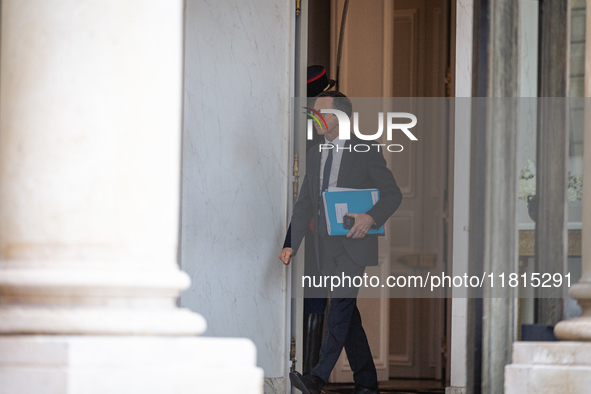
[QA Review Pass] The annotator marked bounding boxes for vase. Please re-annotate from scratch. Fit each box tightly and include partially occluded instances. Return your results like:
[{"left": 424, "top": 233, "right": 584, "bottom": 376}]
[{"left": 527, "top": 195, "right": 537, "bottom": 222}]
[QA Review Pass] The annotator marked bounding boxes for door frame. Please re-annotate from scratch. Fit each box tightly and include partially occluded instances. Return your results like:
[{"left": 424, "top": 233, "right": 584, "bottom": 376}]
[
  {"left": 288, "top": 0, "right": 460, "bottom": 388},
  {"left": 287, "top": 0, "right": 309, "bottom": 392}
]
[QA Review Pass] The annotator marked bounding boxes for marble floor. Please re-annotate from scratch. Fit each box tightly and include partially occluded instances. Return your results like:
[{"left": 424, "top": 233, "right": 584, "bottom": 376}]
[{"left": 324, "top": 379, "right": 446, "bottom": 393}]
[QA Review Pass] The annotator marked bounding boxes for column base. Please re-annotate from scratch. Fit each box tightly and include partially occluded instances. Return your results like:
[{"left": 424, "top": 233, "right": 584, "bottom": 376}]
[
  {"left": 0, "top": 307, "right": 206, "bottom": 335},
  {"left": 505, "top": 342, "right": 591, "bottom": 394},
  {"left": 0, "top": 267, "right": 207, "bottom": 335},
  {"left": 555, "top": 317, "right": 591, "bottom": 340},
  {"left": 0, "top": 335, "right": 263, "bottom": 394}
]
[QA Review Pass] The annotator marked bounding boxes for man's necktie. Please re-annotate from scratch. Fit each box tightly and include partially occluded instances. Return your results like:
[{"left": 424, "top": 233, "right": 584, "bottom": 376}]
[{"left": 318, "top": 145, "right": 334, "bottom": 236}]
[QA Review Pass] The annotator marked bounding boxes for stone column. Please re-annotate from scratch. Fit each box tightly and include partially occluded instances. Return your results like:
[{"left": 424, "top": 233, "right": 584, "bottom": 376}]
[
  {"left": 0, "top": 0, "right": 203, "bottom": 339},
  {"left": 467, "top": 0, "right": 520, "bottom": 393},
  {"left": 535, "top": 0, "right": 570, "bottom": 328},
  {"left": 0, "top": 1, "right": 262, "bottom": 393}
]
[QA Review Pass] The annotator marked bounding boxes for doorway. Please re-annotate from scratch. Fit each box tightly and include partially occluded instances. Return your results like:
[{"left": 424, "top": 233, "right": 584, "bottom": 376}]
[{"left": 300, "top": 0, "right": 453, "bottom": 391}]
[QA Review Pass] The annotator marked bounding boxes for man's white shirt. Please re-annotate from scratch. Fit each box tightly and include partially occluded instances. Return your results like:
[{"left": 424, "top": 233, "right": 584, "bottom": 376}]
[{"left": 319, "top": 136, "right": 346, "bottom": 192}]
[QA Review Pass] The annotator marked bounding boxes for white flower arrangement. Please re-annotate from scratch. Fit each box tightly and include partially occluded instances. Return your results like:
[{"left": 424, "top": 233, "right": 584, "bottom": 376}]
[{"left": 518, "top": 159, "right": 583, "bottom": 203}]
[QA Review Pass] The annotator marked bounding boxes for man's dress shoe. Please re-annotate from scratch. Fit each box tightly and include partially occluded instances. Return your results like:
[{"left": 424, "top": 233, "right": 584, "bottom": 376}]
[
  {"left": 351, "top": 383, "right": 380, "bottom": 394},
  {"left": 289, "top": 371, "right": 325, "bottom": 394}
]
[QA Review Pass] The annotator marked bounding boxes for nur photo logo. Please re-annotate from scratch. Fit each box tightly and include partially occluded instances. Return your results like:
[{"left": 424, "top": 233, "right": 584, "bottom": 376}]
[{"left": 303, "top": 107, "right": 418, "bottom": 153}]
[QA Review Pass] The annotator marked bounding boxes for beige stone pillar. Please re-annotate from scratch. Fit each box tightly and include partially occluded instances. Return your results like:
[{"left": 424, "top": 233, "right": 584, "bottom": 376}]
[
  {"left": 0, "top": 0, "right": 203, "bottom": 337},
  {"left": 0, "top": 1, "right": 262, "bottom": 393}
]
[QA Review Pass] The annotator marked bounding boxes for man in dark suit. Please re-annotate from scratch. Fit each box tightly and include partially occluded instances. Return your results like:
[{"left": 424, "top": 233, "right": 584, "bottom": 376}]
[{"left": 282, "top": 91, "right": 402, "bottom": 394}]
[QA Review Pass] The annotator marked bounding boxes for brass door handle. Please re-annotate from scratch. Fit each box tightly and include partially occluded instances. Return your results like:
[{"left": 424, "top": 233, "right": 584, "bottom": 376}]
[
  {"left": 290, "top": 337, "right": 296, "bottom": 371},
  {"left": 293, "top": 153, "right": 299, "bottom": 202}
]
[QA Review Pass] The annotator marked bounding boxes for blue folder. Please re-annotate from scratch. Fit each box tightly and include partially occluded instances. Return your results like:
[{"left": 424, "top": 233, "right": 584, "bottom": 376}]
[{"left": 322, "top": 187, "right": 385, "bottom": 236}]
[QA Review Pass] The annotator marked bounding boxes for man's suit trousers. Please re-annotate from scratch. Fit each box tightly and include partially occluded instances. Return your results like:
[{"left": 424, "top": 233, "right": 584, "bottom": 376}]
[{"left": 310, "top": 236, "right": 378, "bottom": 389}]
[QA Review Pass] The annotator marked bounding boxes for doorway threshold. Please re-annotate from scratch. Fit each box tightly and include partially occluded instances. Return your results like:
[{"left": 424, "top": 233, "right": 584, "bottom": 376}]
[{"left": 324, "top": 378, "right": 445, "bottom": 393}]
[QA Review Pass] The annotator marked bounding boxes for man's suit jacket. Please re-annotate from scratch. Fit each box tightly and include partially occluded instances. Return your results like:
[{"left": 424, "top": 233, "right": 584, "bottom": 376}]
[{"left": 290, "top": 136, "right": 402, "bottom": 267}]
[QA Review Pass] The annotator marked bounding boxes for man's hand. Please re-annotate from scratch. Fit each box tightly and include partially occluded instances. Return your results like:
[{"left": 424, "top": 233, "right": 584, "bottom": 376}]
[
  {"left": 345, "top": 213, "right": 375, "bottom": 239},
  {"left": 280, "top": 247, "right": 292, "bottom": 265}
]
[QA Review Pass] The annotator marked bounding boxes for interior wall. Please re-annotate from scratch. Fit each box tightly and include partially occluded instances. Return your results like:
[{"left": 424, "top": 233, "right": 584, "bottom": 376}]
[
  {"left": 180, "top": 0, "right": 291, "bottom": 381},
  {"left": 308, "top": 0, "right": 331, "bottom": 69},
  {"left": 330, "top": 0, "right": 386, "bottom": 97}
]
